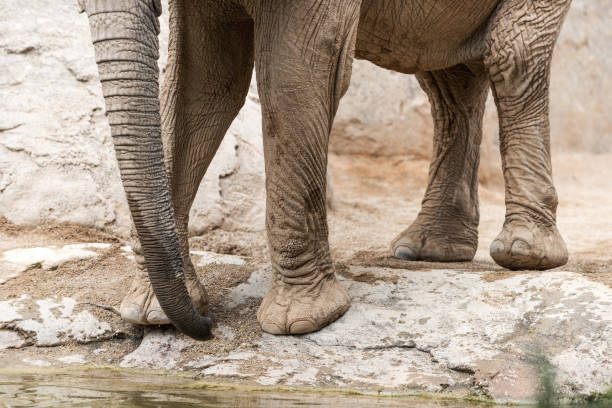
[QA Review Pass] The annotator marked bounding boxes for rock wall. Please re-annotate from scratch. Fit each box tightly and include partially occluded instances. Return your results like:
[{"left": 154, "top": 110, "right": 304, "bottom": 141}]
[
  {"left": 0, "top": 0, "right": 609, "bottom": 236},
  {"left": 0, "top": 0, "right": 265, "bottom": 237}
]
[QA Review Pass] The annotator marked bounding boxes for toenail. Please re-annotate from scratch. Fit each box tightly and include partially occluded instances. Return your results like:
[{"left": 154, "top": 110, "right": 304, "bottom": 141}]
[
  {"left": 490, "top": 240, "right": 505, "bottom": 254},
  {"left": 146, "top": 310, "right": 168, "bottom": 324},
  {"left": 120, "top": 306, "right": 140, "bottom": 321},
  {"left": 261, "top": 320, "right": 285, "bottom": 335},
  {"left": 510, "top": 239, "right": 531, "bottom": 256},
  {"left": 289, "top": 319, "right": 317, "bottom": 335},
  {"left": 394, "top": 245, "right": 417, "bottom": 260}
]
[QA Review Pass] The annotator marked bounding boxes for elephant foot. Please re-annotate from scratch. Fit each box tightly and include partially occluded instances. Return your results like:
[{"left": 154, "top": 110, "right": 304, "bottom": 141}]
[
  {"left": 120, "top": 271, "right": 209, "bottom": 325},
  {"left": 391, "top": 215, "right": 478, "bottom": 262},
  {"left": 490, "top": 218, "right": 568, "bottom": 270},
  {"left": 257, "top": 273, "right": 350, "bottom": 335}
]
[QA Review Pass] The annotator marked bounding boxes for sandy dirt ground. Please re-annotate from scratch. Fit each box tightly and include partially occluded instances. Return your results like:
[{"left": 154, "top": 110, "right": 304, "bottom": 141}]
[{"left": 328, "top": 151, "right": 612, "bottom": 285}]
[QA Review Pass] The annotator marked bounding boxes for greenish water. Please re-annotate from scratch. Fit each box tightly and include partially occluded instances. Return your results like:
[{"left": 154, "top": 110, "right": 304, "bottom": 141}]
[
  {"left": 0, "top": 369, "right": 490, "bottom": 408},
  {"left": 0, "top": 369, "right": 610, "bottom": 407}
]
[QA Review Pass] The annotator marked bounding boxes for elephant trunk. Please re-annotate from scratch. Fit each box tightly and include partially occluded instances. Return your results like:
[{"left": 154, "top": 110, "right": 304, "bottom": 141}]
[{"left": 82, "top": 0, "right": 211, "bottom": 340}]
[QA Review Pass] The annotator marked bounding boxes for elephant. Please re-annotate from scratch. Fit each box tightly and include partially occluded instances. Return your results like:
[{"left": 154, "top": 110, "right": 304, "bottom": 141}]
[{"left": 80, "top": 0, "right": 572, "bottom": 340}]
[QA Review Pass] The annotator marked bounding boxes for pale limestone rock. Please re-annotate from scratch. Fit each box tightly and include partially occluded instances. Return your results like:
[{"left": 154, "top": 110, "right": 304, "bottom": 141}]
[
  {"left": 0, "top": 1, "right": 131, "bottom": 235},
  {"left": 0, "top": 243, "right": 111, "bottom": 284},
  {"left": 118, "top": 246, "right": 246, "bottom": 267},
  {"left": 21, "top": 358, "right": 51, "bottom": 367},
  {"left": 332, "top": 60, "right": 432, "bottom": 157},
  {"left": 286, "top": 366, "right": 319, "bottom": 386},
  {"left": 222, "top": 266, "right": 612, "bottom": 400},
  {"left": 185, "top": 351, "right": 257, "bottom": 370},
  {"left": 0, "top": 0, "right": 265, "bottom": 237},
  {"left": 0, "top": 331, "right": 24, "bottom": 350},
  {"left": 57, "top": 354, "right": 86, "bottom": 364},
  {"left": 256, "top": 359, "right": 302, "bottom": 386},
  {"left": 190, "top": 250, "right": 245, "bottom": 267},
  {"left": 120, "top": 328, "right": 190, "bottom": 370},
  {"left": 120, "top": 245, "right": 135, "bottom": 262},
  {"left": 214, "top": 325, "right": 236, "bottom": 340},
  {"left": 200, "top": 363, "right": 252, "bottom": 379},
  {"left": 0, "top": 295, "right": 26, "bottom": 322},
  {"left": 2, "top": 296, "right": 112, "bottom": 346},
  {"left": 189, "top": 353, "right": 259, "bottom": 379},
  {"left": 224, "top": 266, "right": 270, "bottom": 309}
]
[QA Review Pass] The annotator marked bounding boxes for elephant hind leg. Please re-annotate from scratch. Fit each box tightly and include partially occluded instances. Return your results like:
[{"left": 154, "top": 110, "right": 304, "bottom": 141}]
[
  {"left": 120, "top": 2, "right": 254, "bottom": 325},
  {"left": 392, "top": 63, "right": 489, "bottom": 263},
  {"left": 484, "top": 0, "right": 570, "bottom": 270}
]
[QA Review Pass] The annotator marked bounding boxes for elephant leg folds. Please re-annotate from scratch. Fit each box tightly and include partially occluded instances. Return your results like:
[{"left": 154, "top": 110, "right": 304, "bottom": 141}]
[
  {"left": 119, "top": 1, "right": 253, "bottom": 326},
  {"left": 120, "top": 241, "right": 209, "bottom": 325},
  {"left": 258, "top": 273, "right": 350, "bottom": 335},
  {"left": 393, "top": 64, "right": 488, "bottom": 263},
  {"left": 484, "top": 0, "right": 571, "bottom": 270},
  {"left": 490, "top": 219, "right": 567, "bottom": 271},
  {"left": 251, "top": 0, "right": 360, "bottom": 334}
]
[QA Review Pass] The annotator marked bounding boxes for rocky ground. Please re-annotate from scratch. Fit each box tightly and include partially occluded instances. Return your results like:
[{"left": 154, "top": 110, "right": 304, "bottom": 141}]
[{"left": 1, "top": 152, "right": 611, "bottom": 404}]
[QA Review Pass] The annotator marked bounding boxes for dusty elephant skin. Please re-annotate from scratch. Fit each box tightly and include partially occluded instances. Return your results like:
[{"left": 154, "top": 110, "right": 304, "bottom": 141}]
[{"left": 80, "top": 0, "right": 572, "bottom": 339}]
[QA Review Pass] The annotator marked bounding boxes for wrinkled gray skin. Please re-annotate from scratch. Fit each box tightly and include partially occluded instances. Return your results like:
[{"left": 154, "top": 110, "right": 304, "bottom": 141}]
[{"left": 81, "top": 0, "right": 571, "bottom": 340}]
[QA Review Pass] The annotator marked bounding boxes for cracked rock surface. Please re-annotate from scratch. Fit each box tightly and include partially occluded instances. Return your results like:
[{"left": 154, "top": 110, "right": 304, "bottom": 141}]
[
  {"left": 211, "top": 267, "right": 612, "bottom": 400},
  {"left": 1, "top": 295, "right": 113, "bottom": 347}
]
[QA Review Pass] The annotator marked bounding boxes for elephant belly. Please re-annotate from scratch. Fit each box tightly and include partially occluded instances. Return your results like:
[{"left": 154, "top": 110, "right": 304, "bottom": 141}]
[{"left": 355, "top": 0, "right": 501, "bottom": 73}]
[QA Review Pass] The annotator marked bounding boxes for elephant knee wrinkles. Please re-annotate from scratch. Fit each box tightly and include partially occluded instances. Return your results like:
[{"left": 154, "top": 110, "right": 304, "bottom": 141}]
[{"left": 484, "top": 1, "right": 571, "bottom": 98}]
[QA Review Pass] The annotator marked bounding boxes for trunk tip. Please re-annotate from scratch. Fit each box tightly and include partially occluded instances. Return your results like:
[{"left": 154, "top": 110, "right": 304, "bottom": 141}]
[{"left": 178, "top": 314, "right": 214, "bottom": 341}]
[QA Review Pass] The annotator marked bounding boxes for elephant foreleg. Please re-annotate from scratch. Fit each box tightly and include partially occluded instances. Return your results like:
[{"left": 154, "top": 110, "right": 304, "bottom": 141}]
[
  {"left": 120, "top": 1, "right": 254, "bottom": 324},
  {"left": 249, "top": 0, "right": 361, "bottom": 335},
  {"left": 484, "top": 0, "right": 570, "bottom": 270},
  {"left": 392, "top": 63, "right": 489, "bottom": 262}
]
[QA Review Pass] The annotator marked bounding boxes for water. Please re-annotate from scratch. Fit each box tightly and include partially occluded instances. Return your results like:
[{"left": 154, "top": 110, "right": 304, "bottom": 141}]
[
  {"left": 1, "top": 369, "right": 609, "bottom": 407},
  {"left": 0, "top": 369, "right": 491, "bottom": 408}
]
